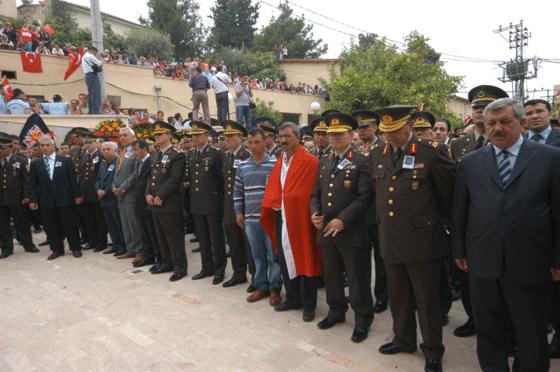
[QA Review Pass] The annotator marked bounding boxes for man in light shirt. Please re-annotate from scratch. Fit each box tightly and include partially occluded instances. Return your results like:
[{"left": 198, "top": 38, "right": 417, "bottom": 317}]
[{"left": 81, "top": 47, "right": 103, "bottom": 114}]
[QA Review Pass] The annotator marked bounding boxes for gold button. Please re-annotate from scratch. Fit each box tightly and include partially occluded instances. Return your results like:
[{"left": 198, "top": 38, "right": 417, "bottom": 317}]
[
  {"left": 413, "top": 175, "right": 417, "bottom": 179},
  {"left": 195, "top": 180, "right": 198, "bottom": 183},
  {"left": 228, "top": 191, "right": 231, "bottom": 195},
  {"left": 195, "top": 188, "right": 199, "bottom": 191},
  {"left": 153, "top": 176, "right": 155, "bottom": 179},
  {"left": 195, "top": 172, "right": 198, "bottom": 175},
  {"left": 228, "top": 170, "right": 231, "bottom": 174},
  {"left": 389, "top": 187, "right": 394, "bottom": 192},
  {"left": 328, "top": 193, "right": 332, "bottom": 197},
  {"left": 328, "top": 203, "right": 332, "bottom": 207},
  {"left": 330, "top": 184, "right": 334, "bottom": 188},
  {"left": 389, "top": 212, "right": 394, "bottom": 217},
  {"left": 228, "top": 177, "right": 231, "bottom": 181},
  {"left": 331, "top": 174, "right": 335, "bottom": 178},
  {"left": 388, "top": 200, "right": 393, "bottom": 205},
  {"left": 152, "top": 183, "right": 155, "bottom": 186},
  {"left": 391, "top": 175, "right": 397, "bottom": 180}
]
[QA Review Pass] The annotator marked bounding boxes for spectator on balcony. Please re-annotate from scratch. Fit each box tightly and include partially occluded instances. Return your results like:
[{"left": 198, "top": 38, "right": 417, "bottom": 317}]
[
  {"left": 29, "top": 25, "right": 40, "bottom": 51},
  {"left": 128, "top": 52, "right": 137, "bottom": 65},
  {"left": 0, "top": 34, "right": 15, "bottom": 50},
  {"left": 18, "top": 22, "right": 33, "bottom": 52},
  {"left": 6, "top": 89, "right": 31, "bottom": 115},
  {"left": 51, "top": 43, "right": 64, "bottom": 56},
  {"left": 36, "top": 94, "right": 77, "bottom": 115},
  {"left": 39, "top": 28, "right": 52, "bottom": 50},
  {"left": 189, "top": 66, "right": 211, "bottom": 125},
  {"left": 36, "top": 42, "right": 50, "bottom": 55},
  {"left": 4, "top": 23, "right": 17, "bottom": 45},
  {"left": 101, "top": 99, "right": 116, "bottom": 115}
]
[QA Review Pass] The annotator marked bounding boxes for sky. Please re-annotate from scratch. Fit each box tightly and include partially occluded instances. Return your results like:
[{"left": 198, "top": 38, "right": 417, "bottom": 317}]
[{"left": 16, "top": 0, "right": 560, "bottom": 101}]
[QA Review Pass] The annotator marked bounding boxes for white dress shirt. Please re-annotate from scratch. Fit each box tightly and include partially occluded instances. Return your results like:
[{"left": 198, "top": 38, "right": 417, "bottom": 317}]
[{"left": 43, "top": 153, "right": 56, "bottom": 180}]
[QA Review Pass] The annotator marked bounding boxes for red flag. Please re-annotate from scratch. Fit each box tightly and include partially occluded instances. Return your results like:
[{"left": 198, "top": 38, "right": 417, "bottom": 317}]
[
  {"left": 2, "top": 77, "right": 13, "bottom": 100},
  {"left": 43, "top": 24, "right": 55, "bottom": 34},
  {"left": 20, "top": 51, "right": 42, "bottom": 73},
  {"left": 464, "top": 116, "right": 472, "bottom": 124},
  {"left": 419, "top": 103, "right": 424, "bottom": 111},
  {"left": 64, "top": 45, "right": 84, "bottom": 81}
]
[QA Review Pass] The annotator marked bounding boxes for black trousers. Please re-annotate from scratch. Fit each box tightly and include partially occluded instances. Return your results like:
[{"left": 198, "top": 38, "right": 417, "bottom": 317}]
[
  {"left": 460, "top": 269, "right": 475, "bottom": 326},
  {"left": 224, "top": 222, "right": 249, "bottom": 280},
  {"left": 322, "top": 244, "right": 374, "bottom": 327},
  {"left": 41, "top": 206, "right": 81, "bottom": 252},
  {"left": 82, "top": 201, "right": 107, "bottom": 249},
  {"left": 0, "top": 204, "right": 35, "bottom": 253},
  {"left": 138, "top": 212, "right": 160, "bottom": 261},
  {"left": 101, "top": 207, "right": 125, "bottom": 253},
  {"left": 439, "top": 255, "right": 453, "bottom": 316},
  {"left": 215, "top": 91, "right": 229, "bottom": 124},
  {"left": 550, "top": 281, "right": 560, "bottom": 348},
  {"left": 368, "top": 223, "right": 388, "bottom": 303},
  {"left": 193, "top": 213, "right": 226, "bottom": 276},
  {"left": 152, "top": 211, "right": 187, "bottom": 275},
  {"left": 470, "top": 274, "right": 549, "bottom": 372},
  {"left": 76, "top": 202, "right": 88, "bottom": 239},
  {"left": 275, "top": 211, "right": 317, "bottom": 311}
]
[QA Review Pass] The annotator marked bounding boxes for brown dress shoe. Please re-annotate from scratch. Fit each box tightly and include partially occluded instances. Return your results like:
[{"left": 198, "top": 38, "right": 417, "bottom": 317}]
[
  {"left": 117, "top": 253, "right": 135, "bottom": 259},
  {"left": 247, "top": 288, "right": 270, "bottom": 303},
  {"left": 131, "top": 255, "right": 144, "bottom": 264},
  {"left": 270, "top": 289, "right": 281, "bottom": 306}
]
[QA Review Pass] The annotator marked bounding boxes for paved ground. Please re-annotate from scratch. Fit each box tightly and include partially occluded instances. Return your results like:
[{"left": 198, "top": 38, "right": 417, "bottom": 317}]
[{"left": 1, "top": 231, "right": 558, "bottom": 372}]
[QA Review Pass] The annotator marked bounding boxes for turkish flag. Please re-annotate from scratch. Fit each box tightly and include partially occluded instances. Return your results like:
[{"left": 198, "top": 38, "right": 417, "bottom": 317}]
[
  {"left": 2, "top": 77, "right": 13, "bottom": 100},
  {"left": 20, "top": 51, "right": 42, "bottom": 73},
  {"left": 64, "top": 44, "right": 84, "bottom": 81},
  {"left": 43, "top": 24, "right": 55, "bottom": 34}
]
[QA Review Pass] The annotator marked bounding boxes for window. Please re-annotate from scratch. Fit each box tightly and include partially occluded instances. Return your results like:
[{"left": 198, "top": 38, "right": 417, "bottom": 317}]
[{"left": 1, "top": 71, "right": 17, "bottom": 79}]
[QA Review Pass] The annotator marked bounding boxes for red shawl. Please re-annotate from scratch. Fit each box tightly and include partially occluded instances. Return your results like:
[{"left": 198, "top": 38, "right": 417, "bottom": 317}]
[{"left": 260, "top": 145, "right": 323, "bottom": 277}]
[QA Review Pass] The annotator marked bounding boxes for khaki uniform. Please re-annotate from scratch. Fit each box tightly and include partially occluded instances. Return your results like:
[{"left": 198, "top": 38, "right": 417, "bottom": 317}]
[{"left": 448, "top": 132, "right": 477, "bottom": 165}]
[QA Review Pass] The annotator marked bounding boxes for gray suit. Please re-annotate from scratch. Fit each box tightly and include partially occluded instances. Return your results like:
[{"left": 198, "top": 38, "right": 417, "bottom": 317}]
[
  {"left": 112, "top": 147, "right": 141, "bottom": 255},
  {"left": 452, "top": 138, "right": 560, "bottom": 372}
]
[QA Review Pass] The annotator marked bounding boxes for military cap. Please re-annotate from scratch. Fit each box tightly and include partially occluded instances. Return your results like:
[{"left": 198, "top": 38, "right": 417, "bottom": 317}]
[
  {"left": 324, "top": 112, "right": 358, "bottom": 133},
  {"left": 351, "top": 110, "right": 381, "bottom": 128},
  {"left": 217, "top": 130, "right": 225, "bottom": 140},
  {"left": 0, "top": 132, "right": 13, "bottom": 149},
  {"left": 153, "top": 120, "right": 176, "bottom": 135},
  {"left": 82, "top": 132, "right": 99, "bottom": 143},
  {"left": 309, "top": 117, "right": 329, "bottom": 132},
  {"left": 320, "top": 109, "right": 341, "bottom": 117},
  {"left": 71, "top": 127, "right": 91, "bottom": 136},
  {"left": 172, "top": 132, "right": 180, "bottom": 143},
  {"left": 256, "top": 118, "right": 278, "bottom": 134},
  {"left": 145, "top": 136, "right": 156, "bottom": 144},
  {"left": 176, "top": 129, "right": 192, "bottom": 141},
  {"left": 222, "top": 120, "right": 248, "bottom": 137},
  {"left": 300, "top": 126, "right": 314, "bottom": 141},
  {"left": 410, "top": 111, "right": 435, "bottom": 129},
  {"left": 375, "top": 105, "right": 418, "bottom": 133},
  {"left": 468, "top": 85, "right": 509, "bottom": 107},
  {"left": 8, "top": 134, "right": 19, "bottom": 140},
  {"left": 190, "top": 121, "right": 212, "bottom": 135}
]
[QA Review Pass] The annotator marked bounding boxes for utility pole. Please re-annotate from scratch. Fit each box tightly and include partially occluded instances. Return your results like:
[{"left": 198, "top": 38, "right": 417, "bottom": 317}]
[
  {"left": 494, "top": 20, "right": 539, "bottom": 104},
  {"left": 90, "top": 0, "right": 107, "bottom": 101}
]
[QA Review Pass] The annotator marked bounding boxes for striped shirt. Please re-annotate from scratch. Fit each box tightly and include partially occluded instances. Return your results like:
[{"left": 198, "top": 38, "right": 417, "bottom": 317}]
[{"left": 234, "top": 153, "right": 277, "bottom": 222}]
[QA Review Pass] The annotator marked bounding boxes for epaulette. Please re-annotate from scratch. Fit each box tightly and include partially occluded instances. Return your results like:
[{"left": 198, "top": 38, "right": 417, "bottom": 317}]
[
  {"left": 417, "top": 140, "right": 439, "bottom": 150},
  {"left": 212, "top": 146, "right": 220, "bottom": 151}
]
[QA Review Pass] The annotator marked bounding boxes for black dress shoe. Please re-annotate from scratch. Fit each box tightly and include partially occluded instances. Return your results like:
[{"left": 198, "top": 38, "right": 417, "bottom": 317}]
[
  {"left": 424, "top": 358, "right": 442, "bottom": 372},
  {"left": 169, "top": 272, "right": 187, "bottom": 282},
  {"left": 103, "top": 248, "right": 118, "bottom": 254},
  {"left": 107, "top": 242, "right": 113, "bottom": 247},
  {"left": 247, "top": 283, "right": 257, "bottom": 293},
  {"left": 212, "top": 275, "right": 224, "bottom": 285},
  {"left": 453, "top": 322, "right": 476, "bottom": 337},
  {"left": 82, "top": 244, "right": 93, "bottom": 250},
  {"left": 374, "top": 300, "right": 388, "bottom": 313},
  {"left": 79, "top": 238, "right": 88, "bottom": 245},
  {"left": 25, "top": 247, "right": 40, "bottom": 253},
  {"left": 0, "top": 252, "right": 12, "bottom": 259},
  {"left": 149, "top": 263, "right": 161, "bottom": 272},
  {"left": 190, "top": 236, "right": 199, "bottom": 243},
  {"left": 113, "top": 250, "right": 126, "bottom": 257},
  {"left": 72, "top": 250, "right": 82, "bottom": 258},
  {"left": 222, "top": 277, "right": 248, "bottom": 288},
  {"left": 507, "top": 339, "right": 518, "bottom": 357},
  {"left": 192, "top": 271, "right": 214, "bottom": 280},
  {"left": 192, "top": 247, "right": 201, "bottom": 253},
  {"left": 47, "top": 251, "right": 64, "bottom": 260},
  {"left": 351, "top": 326, "right": 368, "bottom": 343},
  {"left": 274, "top": 301, "right": 303, "bottom": 312},
  {"left": 133, "top": 257, "right": 156, "bottom": 268},
  {"left": 302, "top": 308, "right": 315, "bottom": 322},
  {"left": 38, "top": 240, "right": 50, "bottom": 247},
  {"left": 93, "top": 246, "right": 106, "bottom": 252},
  {"left": 317, "top": 316, "right": 345, "bottom": 330},
  {"left": 379, "top": 342, "right": 416, "bottom": 355},
  {"left": 441, "top": 314, "right": 449, "bottom": 327},
  {"left": 549, "top": 340, "right": 560, "bottom": 359},
  {"left": 151, "top": 266, "right": 173, "bottom": 274}
]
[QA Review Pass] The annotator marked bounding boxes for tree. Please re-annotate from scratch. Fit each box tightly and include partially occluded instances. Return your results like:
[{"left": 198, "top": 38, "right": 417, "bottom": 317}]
[
  {"left": 140, "top": 0, "right": 205, "bottom": 59},
  {"left": 51, "top": 0, "right": 77, "bottom": 28},
  {"left": 252, "top": 99, "right": 284, "bottom": 124},
  {"left": 251, "top": 3, "right": 327, "bottom": 59},
  {"left": 208, "top": 0, "right": 259, "bottom": 50},
  {"left": 322, "top": 32, "right": 463, "bottom": 127},
  {"left": 126, "top": 27, "right": 174, "bottom": 60},
  {"left": 45, "top": 18, "right": 126, "bottom": 51},
  {"left": 209, "top": 46, "right": 282, "bottom": 79}
]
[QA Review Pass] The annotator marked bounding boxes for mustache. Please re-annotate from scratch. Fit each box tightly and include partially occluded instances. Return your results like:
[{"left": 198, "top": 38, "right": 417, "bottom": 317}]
[
  {"left": 280, "top": 142, "right": 288, "bottom": 146},
  {"left": 491, "top": 131, "right": 507, "bottom": 138}
]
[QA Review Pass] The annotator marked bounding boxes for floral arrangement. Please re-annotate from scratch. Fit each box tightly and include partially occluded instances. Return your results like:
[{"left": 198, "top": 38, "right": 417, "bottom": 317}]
[
  {"left": 93, "top": 118, "right": 125, "bottom": 143},
  {"left": 22, "top": 125, "right": 54, "bottom": 149},
  {"left": 132, "top": 119, "right": 156, "bottom": 139}
]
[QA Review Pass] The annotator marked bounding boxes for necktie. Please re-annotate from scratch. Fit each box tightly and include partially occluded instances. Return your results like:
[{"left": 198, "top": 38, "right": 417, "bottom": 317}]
[
  {"left": 393, "top": 148, "right": 403, "bottom": 167},
  {"left": 138, "top": 160, "right": 143, "bottom": 175},
  {"left": 332, "top": 155, "right": 340, "bottom": 172},
  {"left": 44, "top": 156, "right": 51, "bottom": 180},
  {"left": 532, "top": 133, "right": 545, "bottom": 144},
  {"left": 229, "top": 152, "right": 234, "bottom": 168},
  {"left": 498, "top": 150, "right": 511, "bottom": 187},
  {"left": 196, "top": 150, "right": 201, "bottom": 163},
  {"left": 317, "top": 149, "right": 323, "bottom": 159},
  {"left": 117, "top": 150, "right": 126, "bottom": 170},
  {"left": 475, "top": 135, "right": 485, "bottom": 150}
]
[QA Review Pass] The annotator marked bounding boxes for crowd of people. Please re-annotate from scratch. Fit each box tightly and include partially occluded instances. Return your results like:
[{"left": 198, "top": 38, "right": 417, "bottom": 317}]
[{"left": 2, "top": 84, "right": 560, "bottom": 372}]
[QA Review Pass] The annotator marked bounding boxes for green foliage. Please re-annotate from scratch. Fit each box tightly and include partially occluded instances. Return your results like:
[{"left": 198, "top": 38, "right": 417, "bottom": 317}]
[
  {"left": 125, "top": 27, "right": 174, "bottom": 60},
  {"left": 209, "top": 0, "right": 259, "bottom": 49},
  {"left": 44, "top": 18, "right": 126, "bottom": 51},
  {"left": 210, "top": 47, "right": 282, "bottom": 80},
  {"left": 322, "top": 32, "right": 463, "bottom": 122},
  {"left": 51, "top": 0, "right": 77, "bottom": 28},
  {"left": 141, "top": 0, "right": 206, "bottom": 59},
  {"left": 406, "top": 31, "right": 441, "bottom": 64},
  {"left": 252, "top": 99, "right": 284, "bottom": 124},
  {"left": 251, "top": 3, "right": 327, "bottom": 59}
]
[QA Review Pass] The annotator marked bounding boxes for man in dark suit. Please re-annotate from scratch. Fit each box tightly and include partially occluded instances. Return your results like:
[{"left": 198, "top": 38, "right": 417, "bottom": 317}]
[
  {"left": 452, "top": 97, "right": 560, "bottom": 372},
  {"left": 310, "top": 113, "right": 374, "bottom": 343},
  {"left": 95, "top": 141, "right": 126, "bottom": 256},
  {"left": 524, "top": 99, "right": 560, "bottom": 145},
  {"left": 146, "top": 122, "right": 187, "bottom": 281},
  {"left": 29, "top": 137, "right": 83, "bottom": 259},
  {"left": 0, "top": 135, "right": 39, "bottom": 258},
  {"left": 132, "top": 139, "right": 160, "bottom": 269},
  {"left": 369, "top": 106, "right": 455, "bottom": 372}
]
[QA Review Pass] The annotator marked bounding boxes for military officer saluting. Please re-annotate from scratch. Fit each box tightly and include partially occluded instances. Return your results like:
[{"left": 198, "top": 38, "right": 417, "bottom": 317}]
[
  {"left": 0, "top": 134, "right": 39, "bottom": 258},
  {"left": 369, "top": 106, "right": 455, "bottom": 372},
  {"left": 310, "top": 113, "right": 375, "bottom": 343}
]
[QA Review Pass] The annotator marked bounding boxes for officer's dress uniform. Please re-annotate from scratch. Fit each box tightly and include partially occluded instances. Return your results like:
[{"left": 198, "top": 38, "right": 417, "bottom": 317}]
[
  {"left": 79, "top": 148, "right": 107, "bottom": 251},
  {"left": 267, "top": 144, "right": 283, "bottom": 159},
  {"left": 70, "top": 144, "right": 88, "bottom": 241}
]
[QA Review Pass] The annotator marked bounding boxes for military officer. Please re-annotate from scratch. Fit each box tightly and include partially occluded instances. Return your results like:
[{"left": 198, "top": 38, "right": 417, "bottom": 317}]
[
  {"left": 369, "top": 106, "right": 455, "bottom": 372},
  {"left": 0, "top": 134, "right": 39, "bottom": 258},
  {"left": 309, "top": 117, "right": 334, "bottom": 159},
  {"left": 69, "top": 127, "right": 90, "bottom": 245},
  {"left": 221, "top": 120, "right": 255, "bottom": 288},
  {"left": 145, "top": 136, "right": 157, "bottom": 155},
  {"left": 259, "top": 121, "right": 283, "bottom": 159},
  {"left": 79, "top": 132, "right": 107, "bottom": 252},
  {"left": 448, "top": 85, "right": 509, "bottom": 339},
  {"left": 410, "top": 111, "right": 435, "bottom": 139},
  {"left": 310, "top": 113, "right": 374, "bottom": 343},
  {"left": 145, "top": 121, "right": 188, "bottom": 281},
  {"left": 186, "top": 121, "right": 227, "bottom": 285},
  {"left": 352, "top": 110, "right": 383, "bottom": 154}
]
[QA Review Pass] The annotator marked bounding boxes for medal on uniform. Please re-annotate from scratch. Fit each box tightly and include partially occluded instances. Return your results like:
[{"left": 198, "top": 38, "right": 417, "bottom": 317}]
[
  {"left": 204, "top": 160, "right": 209, "bottom": 172},
  {"left": 162, "top": 168, "right": 167, "bottom": 175},
  {"left": 411, "top": 181, "right": 419, "bottom": 191},
  {"left": 12, "top": 171, "right": 17, "bottom": 176},
  {"left": 90, "top": 166, "right": 95, "bottom": 171},
  {"left": 344, "top": 180, "right": 351, "bottom": 189}
]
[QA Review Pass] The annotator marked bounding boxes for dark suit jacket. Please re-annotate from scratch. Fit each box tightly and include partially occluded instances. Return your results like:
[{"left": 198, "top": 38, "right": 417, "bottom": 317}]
[
  {"left": 451, "top": 138, "right": 560, "bottom": 285},
  {"left": 134, "top": 155, "right": 153, "bottom": 216},
  {"left": 523, "top": 126, "right": 560, "bottom": 145},
  {"left": 79, "top": 149, "right": 106, "bottom": 203},
  {"left": 223, "top": 145, "right": 251, "bottom": 224},
  {"left": 95, "top": 157, "right": 119, "bottom": 209},
  {"left": 146, "top": 147, "right": 186, "bottom": 214},
  {"left": 311, "top": 147, "right": 373, "bottom": 247},
  {"left": 185, "top": 145, "right": 224, "bottom": 215},
  {"left": 0, "top": 154, "right": 30, "bottom": 206},
  {"left": 30, "top": 155, "right": 81, "bottom": 209}
]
